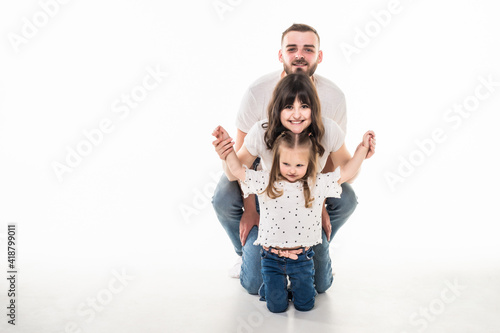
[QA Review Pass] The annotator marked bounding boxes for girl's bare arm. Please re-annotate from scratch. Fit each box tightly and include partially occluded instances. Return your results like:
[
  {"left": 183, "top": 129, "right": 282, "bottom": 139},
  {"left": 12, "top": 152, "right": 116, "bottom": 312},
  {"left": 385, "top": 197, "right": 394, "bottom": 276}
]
[
  {"left": 330, "top": 131, "right": 376, "bottom": 184},
  {"left": 213, "top": 126, "right": 256, "bottom": 181}
]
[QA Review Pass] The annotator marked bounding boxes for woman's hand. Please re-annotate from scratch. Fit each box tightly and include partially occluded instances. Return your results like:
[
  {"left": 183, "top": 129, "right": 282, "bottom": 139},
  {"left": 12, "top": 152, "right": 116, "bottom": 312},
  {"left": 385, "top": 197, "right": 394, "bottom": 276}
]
[{"left": 212, "top": 126, "right": 235, "bottom": 160}]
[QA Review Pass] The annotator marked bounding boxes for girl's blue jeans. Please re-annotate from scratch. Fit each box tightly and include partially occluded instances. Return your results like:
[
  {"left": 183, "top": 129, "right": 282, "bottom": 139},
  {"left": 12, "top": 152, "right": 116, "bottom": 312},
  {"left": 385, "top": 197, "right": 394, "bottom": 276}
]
[
  {"left": 211, "top": 174, "right": 358, "bottom": 295},
  {"left": 259, "top": 247, "right": 316, "bottom": 313}
]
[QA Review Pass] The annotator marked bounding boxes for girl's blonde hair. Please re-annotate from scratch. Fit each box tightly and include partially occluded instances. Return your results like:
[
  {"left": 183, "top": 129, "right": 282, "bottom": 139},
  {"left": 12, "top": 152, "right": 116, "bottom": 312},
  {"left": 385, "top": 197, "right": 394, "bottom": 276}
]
[{"left": 264, "top": 131, "right": 318, "bottom": 208}]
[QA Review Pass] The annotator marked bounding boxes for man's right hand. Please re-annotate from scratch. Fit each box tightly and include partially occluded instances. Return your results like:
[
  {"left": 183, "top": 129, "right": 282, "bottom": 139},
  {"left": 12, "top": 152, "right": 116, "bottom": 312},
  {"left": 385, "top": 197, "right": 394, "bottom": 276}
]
[{"left": 240, "top": 207, "right": 259, "bottom": 246}]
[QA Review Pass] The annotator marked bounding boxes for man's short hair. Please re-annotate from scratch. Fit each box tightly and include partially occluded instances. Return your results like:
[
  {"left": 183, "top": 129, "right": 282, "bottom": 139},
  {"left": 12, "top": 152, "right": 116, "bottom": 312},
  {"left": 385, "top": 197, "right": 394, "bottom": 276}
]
[{"left": 281, "top": 23, "right": 320, "bottom": 46}]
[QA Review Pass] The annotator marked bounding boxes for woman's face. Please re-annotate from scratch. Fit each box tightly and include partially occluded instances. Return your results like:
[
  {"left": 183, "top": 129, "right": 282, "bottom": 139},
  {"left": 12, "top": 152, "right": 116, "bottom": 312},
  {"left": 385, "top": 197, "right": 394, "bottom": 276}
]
[{"left": 280, "top": 97, "right": 312, "bottom": 134}]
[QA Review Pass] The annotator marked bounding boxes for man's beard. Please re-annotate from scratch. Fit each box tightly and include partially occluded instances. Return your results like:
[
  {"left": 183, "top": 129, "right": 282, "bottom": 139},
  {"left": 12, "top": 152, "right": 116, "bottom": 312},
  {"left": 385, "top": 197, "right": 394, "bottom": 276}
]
[{"left": 283, "top": 60, "right": 318, "bottom": 76}]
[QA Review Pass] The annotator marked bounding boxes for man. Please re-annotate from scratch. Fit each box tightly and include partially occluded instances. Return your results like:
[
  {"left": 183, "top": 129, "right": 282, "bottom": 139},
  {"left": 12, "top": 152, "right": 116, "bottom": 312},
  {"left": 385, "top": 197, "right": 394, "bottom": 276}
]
[{"left": 212, "top": 23, "right": 358, "bottom": 295}]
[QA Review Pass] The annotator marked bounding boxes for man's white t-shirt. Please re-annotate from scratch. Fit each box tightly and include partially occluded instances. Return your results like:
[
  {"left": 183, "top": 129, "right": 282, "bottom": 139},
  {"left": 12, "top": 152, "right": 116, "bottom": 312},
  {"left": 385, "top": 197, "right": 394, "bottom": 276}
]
[
  {"left": 236, "top": 70, "right": 347, "bottom": 134},
  {"left": 244, "top": 117, "right": 345, "bottom": 172}
]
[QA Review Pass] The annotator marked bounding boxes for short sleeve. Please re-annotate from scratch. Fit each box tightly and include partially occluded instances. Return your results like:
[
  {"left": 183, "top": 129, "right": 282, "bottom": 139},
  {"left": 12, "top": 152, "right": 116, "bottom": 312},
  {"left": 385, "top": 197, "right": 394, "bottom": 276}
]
[
  {"left": 240, "top": 168, "right": 269, "bottom": 198},
  {"left": 235, "top": 71, "right": 281, "bottom": 133},
  {"left": 315, "top": 167, "right": 342, "bottom": 199},
  {"left": 243, "top": 123, "right": 263, "bottom": 157},
  {"left": 314, "top": 74, "right": 347, "bottom": 133},
  {"left": 323, "top": 118, "right": 345, "bottom": 153},
  {"left": 333, "top": 98, "right": 347, "bottom": 134},
  {"left": 236, "top": 89, "right": 259, "bottom": 133}
]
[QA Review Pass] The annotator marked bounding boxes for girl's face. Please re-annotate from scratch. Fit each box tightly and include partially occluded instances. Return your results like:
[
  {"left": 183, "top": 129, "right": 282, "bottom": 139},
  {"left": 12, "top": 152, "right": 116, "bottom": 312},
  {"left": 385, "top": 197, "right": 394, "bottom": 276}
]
[
  {"left": 279, "top": 146, "right": 309, "bottom": 183},
  {"left": 280, "top": 97, "right": 312, "bottom": 134}
]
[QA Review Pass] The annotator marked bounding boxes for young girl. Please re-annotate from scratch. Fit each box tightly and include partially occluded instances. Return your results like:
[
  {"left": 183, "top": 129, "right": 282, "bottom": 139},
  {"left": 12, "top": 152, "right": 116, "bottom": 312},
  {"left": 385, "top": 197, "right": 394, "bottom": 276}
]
[{"left": 212, "top": 125, "right": 374, "bottom": 313}]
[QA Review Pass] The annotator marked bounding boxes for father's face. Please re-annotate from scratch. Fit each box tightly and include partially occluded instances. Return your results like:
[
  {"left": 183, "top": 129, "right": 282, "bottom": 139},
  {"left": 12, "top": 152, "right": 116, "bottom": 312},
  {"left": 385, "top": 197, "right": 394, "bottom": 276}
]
[{"left": 279, "top": 31, "right": 323, "bottom": 77}]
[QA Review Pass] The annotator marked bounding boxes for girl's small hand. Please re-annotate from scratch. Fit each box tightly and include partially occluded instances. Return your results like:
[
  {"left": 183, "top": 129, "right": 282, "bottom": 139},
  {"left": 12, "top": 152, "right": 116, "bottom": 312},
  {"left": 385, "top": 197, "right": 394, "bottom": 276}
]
[
  {"left": 362, "top": 130, "right": 376, "bottom": 159},
  {"left": 212, "top": 125, "right": 230, "bottom": 141},
  {"left": 212, "top": 125, "right": 234, "bottom": 160}
]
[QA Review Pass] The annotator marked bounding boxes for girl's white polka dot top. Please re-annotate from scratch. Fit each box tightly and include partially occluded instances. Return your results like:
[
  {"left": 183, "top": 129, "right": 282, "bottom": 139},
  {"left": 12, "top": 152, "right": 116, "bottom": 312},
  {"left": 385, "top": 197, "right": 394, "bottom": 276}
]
[{"left": 241, "top": 167, "right": 342, "bottom": 248}]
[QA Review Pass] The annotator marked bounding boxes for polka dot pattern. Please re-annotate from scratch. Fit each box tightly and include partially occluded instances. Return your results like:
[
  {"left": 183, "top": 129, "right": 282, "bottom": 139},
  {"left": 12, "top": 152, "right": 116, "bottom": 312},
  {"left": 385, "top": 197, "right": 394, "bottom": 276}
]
[{"left": 240, "top": 168, "right": 342, "bottom": 248}]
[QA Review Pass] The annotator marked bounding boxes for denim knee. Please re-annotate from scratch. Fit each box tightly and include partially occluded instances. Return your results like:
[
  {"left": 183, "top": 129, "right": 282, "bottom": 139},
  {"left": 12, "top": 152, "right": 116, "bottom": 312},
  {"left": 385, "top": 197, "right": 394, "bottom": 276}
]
[
  {"left": 325, "top": 183, "right": 358, "bottom": 240},
  {"left": 328, "top": 182, "right": 358, "bottom": 217},
  {"left": 315, "top": 275, "right": 333, "bottom": 294},
  {"left": 313, "top": 233, "right": 333, "bottom": 293},
  {"left": 262, "top": 282, "right": 288, "bottom": 313},
  {"left": 262, "top": 281, "right": 289, "bottom": 313},
  {"left": 241, "top": 277, "right": 261, "bottom": 295},
  {"left": 258, "top": 278, "right": 288, "bottom": 312},
  {"left": 212, "top": 175, "right": 242, "bottom": 220},
  {"left": 294, "top": 298, "right": 314, "bottom": 311},
  {"left": 240, "top": 227, "right": 262, "bottom": 295},
  {"left": 288, "top": 249, "right": 316, "bottom": 309},
  {"left": 267, "top": 301, "right": 289, "bottom": 313}
]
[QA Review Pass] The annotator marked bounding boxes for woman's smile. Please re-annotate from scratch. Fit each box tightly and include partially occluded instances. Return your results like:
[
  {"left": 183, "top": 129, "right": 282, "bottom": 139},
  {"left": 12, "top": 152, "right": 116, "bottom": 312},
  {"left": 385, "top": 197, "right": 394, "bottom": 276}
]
[{"left": 280, "top": 97, "right": 312, "bottom": 133}]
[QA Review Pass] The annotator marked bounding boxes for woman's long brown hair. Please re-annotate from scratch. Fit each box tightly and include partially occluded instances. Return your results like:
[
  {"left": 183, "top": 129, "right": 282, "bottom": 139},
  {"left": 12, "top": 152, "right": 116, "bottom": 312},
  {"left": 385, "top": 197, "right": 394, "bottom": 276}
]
[
  {"left": 263, "top": 73, "right": 325, "bottom": 157},
  {"left": 264, "top": 131, "right": 318, "bottom": 208}
]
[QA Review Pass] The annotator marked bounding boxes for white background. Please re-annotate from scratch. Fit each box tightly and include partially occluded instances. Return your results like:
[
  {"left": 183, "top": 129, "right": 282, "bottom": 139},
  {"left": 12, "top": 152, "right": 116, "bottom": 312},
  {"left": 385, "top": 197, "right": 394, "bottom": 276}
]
[{"left": 1, "top": 0, "right": 499, "bottom": 332}]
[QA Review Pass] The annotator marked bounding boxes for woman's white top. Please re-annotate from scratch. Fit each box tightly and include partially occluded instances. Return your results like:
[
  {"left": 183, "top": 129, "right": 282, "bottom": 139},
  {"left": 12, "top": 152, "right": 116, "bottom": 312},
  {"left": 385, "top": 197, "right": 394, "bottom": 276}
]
[
  {"left": 240, "top": 167, "right": 342, "bottom": 248},
  {"left": 243, "top": 117, "right": 345, "bottom": 172}
]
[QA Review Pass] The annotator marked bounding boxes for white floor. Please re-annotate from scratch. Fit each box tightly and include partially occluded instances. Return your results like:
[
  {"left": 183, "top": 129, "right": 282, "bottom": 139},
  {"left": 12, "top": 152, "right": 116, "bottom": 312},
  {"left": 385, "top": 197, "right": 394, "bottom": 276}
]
[{"left": 2, "top": 223, "right": 499, "bottom": 333}]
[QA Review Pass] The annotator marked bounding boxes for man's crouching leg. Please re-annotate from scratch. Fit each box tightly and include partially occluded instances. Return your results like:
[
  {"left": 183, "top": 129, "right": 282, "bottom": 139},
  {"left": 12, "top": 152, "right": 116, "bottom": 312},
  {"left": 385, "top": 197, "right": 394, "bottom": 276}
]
[{"left": 240, "top": 226, "right": 262, "bottom": 294}]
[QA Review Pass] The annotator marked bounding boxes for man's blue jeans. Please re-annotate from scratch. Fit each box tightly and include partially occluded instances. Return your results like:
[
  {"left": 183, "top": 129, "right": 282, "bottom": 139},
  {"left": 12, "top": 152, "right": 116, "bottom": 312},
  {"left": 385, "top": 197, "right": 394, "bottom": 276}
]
[
  {"left": 259, "top": 247, "right": 316, "bottom": 313},
  {"left": 212, "top": 174, "right": 358, "bottom": 295}
]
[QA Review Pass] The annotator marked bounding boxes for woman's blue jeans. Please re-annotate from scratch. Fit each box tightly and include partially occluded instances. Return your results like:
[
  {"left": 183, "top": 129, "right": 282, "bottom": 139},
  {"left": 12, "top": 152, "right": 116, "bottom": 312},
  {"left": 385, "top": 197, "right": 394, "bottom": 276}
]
[
  {"left": 259, "top": 247, "right": 316, "bottom": 312},
  {"left": 211, "top": 174, "right": 358, "bottom": 295}
]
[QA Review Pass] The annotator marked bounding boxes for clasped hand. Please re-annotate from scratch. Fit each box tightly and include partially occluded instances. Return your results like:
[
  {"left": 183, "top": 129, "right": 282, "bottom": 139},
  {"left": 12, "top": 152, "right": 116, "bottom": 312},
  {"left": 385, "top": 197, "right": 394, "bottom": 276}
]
[
  {"left": 212, "top": 125, "right": 235, "bottom": 160},
  {"left": 359, "top": 130, "right": 376, "bottom": 159}
]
